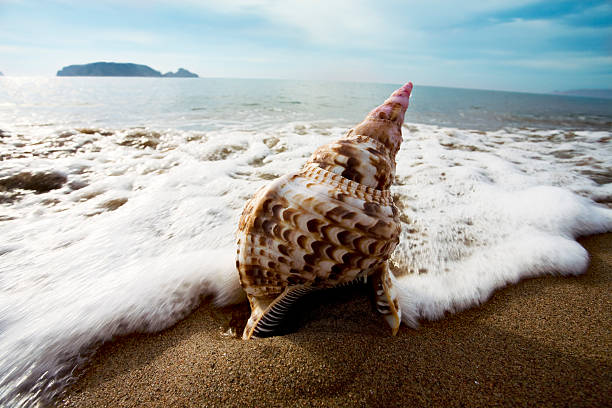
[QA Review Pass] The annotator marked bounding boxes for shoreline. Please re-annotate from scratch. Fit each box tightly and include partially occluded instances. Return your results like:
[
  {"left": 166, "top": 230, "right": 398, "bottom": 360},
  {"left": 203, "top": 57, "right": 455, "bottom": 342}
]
[{"left": 59, "top": 233, "right": 611, "bottom": 407}]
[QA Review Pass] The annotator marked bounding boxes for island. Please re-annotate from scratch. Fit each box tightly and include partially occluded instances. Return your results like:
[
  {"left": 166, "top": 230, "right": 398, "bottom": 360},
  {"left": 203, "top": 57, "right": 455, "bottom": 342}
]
[
  {"left": 56, "top": 62, "right": 198, "bottom": 78},
  {"left": 162, "top": 68, "right": 198, "bottom": 78}
]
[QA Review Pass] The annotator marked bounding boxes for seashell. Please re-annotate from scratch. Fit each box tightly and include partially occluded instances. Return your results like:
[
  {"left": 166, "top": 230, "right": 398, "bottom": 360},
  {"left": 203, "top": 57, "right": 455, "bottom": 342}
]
[{"left": 236, "top": 82, "right": 413, "bottom": 339}]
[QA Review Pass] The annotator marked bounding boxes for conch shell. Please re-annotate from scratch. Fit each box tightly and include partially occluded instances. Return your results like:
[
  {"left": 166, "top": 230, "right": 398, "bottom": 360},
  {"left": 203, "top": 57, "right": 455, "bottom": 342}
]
[{"left": 236, "top": 82, "right": 413, "bottom": 339}]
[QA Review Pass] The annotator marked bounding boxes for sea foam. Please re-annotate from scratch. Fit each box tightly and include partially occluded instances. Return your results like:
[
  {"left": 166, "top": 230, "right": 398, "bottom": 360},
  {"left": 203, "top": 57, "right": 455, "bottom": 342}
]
[
  {"left": 390, "top": 124, "right": 612, "bottom": 323},
  {"left": 0, "top": 120, "right": 611, "bottom": 406}
]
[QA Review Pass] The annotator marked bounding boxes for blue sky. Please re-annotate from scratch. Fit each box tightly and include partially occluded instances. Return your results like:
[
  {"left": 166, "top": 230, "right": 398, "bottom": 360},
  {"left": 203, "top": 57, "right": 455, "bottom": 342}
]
[{"left": 0, "top": 0, "right": 610, "bottom": 92}]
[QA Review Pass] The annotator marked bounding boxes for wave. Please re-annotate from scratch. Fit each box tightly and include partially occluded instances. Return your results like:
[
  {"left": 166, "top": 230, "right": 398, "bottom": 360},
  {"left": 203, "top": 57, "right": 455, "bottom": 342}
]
[{"left": 0, "top": 121, "right": 611, "bottom": 406}]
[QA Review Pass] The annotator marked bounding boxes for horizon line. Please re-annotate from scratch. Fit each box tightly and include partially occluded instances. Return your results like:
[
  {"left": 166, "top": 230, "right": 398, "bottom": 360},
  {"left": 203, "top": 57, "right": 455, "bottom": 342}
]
[{"left": 1, "top": 74, "right": 611, "bottom": 98}]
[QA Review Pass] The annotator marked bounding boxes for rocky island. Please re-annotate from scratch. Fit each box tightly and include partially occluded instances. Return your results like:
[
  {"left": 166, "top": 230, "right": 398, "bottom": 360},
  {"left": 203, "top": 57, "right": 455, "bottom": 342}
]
[
  {"left": 56, "top": 62, "right": 198, "bottom": 77},
  {"left": 162, "top": 68, "right": 198, "bottom": 78}
]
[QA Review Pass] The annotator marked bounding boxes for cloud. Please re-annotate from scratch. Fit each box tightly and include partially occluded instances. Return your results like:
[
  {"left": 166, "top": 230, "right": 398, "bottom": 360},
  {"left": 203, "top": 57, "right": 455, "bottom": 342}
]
[
  {"left": 190, "top": 0, "right": 406, "bottom": 49},
  {"left": 505, "top": 54, "right": 612, "bottom": 72},
  {"left": 482, "top": 0, "right": 611, "bottom": 26},
  {"left": 0, "top": 0, "right": 610, "bottom": 91},
  {"left": 95, "top": 29, "right": 161, "bottom": 46},
  {"left": 135, "top": 0, "right": 542, "bottom": 49}
]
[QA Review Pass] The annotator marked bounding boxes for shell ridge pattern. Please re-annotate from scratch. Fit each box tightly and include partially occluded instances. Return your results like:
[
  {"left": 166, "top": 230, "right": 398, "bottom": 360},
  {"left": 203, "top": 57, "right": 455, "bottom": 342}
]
[
  {"left": 280, "top": 174, "right": 396, "bottom": 252},
  {"left": 344, "top": 132, "right": 391, "bottom": 153},
  {"left": 297, "top": 168, "right": 398, "bottom": 240},
  {"left": 301, "top": 163, "right": 390, "bottom": 203},
  {"left": 283, "top": 170, "right": 391, "bottom": 228},
  {"left": 247, "top": 179, "right": 377, "bottom": 258},
  {"left": 237, "top": 163, "right": 401, "bottom": 298}
]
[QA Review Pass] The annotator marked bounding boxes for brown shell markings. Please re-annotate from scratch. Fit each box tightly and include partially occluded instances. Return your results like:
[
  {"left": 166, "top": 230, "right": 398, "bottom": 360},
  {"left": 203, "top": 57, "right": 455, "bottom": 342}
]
[{"left": 237, "top": 82, "right": 413, "bottom": 339}]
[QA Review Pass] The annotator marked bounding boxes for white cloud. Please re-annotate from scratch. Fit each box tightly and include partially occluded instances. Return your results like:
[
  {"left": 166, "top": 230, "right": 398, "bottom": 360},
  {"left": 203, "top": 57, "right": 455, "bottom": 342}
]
[
  {"left": 95, "top": 29, "right": 161, "bottom": 46},
  {"left": 1, "top": 0, "right": 608, "bottom": 90},
  {"left": 506, "top": 54, "right": 612, "bottom": 71},
  {"left": 196, "top": 0, "right": 404, "bottom": 48},
  {"left": 106, "top": 0, "right": 539, "bottom": 50}
]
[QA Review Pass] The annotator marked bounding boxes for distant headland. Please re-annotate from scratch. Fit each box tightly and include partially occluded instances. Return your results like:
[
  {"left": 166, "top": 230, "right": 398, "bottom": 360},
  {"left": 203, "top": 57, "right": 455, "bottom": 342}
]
[
  {"left": 553, "top": 89, "right": 612, "bottom": 100},
  {"left": 56, "top": 62, "right": 198, "bottom": 78}
]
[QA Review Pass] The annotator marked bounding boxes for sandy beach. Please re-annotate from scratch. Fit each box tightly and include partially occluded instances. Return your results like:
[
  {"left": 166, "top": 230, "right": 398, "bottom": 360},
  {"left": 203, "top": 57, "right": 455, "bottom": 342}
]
[{"left": 58, "top": 233, "right": 611, "bottom": 407}]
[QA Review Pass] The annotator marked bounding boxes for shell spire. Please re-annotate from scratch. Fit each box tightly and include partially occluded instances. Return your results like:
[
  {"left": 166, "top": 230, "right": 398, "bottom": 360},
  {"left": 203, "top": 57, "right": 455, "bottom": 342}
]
[
  {"left": 308, "top": 82, "right": 413, "bottom": 190},
  {"left": 370, "top": 82, "right": 413, "bottom": 122},
  {"left": 237, "top": 82, "right": 413, "bottom": 339},
  {"left": 363, "top": 81, "right": 412, "bottom": 153}
]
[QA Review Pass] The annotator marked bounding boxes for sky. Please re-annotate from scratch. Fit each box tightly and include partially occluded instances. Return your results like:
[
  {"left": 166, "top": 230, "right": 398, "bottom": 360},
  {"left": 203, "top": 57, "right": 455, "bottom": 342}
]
[{"left": 0, "top": 0, "right": 610, "bottom": 93}]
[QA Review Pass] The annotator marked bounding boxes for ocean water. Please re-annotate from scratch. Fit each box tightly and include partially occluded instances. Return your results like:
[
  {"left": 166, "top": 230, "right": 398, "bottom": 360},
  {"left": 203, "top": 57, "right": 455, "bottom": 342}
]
[{"left": 1, "top": 77, "right": 611, "bottom": 406}]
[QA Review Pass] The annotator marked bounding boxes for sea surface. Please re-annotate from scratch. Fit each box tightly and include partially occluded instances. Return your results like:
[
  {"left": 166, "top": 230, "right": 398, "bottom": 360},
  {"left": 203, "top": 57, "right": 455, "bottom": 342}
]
[{"left": 1, "top": 77, "right": 611, "bottom": 407}]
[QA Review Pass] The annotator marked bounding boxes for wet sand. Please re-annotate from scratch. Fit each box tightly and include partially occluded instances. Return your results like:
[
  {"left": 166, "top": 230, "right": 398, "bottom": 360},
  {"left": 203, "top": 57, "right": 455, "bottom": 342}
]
[{"left": 59, "top": 233, "right": 611, "bottom": 407}]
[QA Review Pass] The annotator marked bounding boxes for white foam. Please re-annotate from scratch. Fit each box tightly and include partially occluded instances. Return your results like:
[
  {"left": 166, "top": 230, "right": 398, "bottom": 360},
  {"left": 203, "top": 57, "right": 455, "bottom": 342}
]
[
  {"left": 0, "top": 120, "right": 610, "bottom": 405},
  {"left": 390, "top": 125, "right": 612, "bottom": 325}
]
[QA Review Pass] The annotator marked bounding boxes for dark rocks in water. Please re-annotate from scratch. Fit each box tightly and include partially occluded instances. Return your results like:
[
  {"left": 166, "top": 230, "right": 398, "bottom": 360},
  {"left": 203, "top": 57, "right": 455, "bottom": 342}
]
[
  {"left": 68, "top": 180, "right": 88, "bottom": 191},
  {"left": 0, "top": 171, "right": 68, "bottom": 193},
  {"left": 101, "top": 197, "right": 128, "bottom": 211},
  {"left": 0, "top": 193, "right": 20, "bottom": 205},
  {"left": 118, "top": 130, "right": 162, "bottom": 149},
  {"left": 163, "top": 68, "right": 198, "bottom": 78},
  {"left": 56, "top": 62, "right": 198, "bottom": 78}
]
